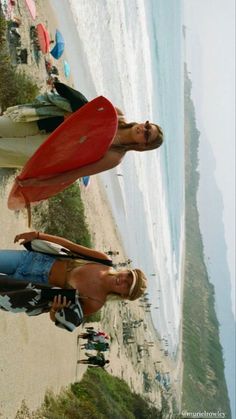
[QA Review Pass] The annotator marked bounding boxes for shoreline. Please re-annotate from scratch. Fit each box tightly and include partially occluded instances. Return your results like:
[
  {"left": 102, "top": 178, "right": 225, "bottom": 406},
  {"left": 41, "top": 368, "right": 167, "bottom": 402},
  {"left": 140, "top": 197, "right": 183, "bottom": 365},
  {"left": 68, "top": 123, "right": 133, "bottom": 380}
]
[{"left": 0, "top": 0, "right": 183, "bottom": 417}]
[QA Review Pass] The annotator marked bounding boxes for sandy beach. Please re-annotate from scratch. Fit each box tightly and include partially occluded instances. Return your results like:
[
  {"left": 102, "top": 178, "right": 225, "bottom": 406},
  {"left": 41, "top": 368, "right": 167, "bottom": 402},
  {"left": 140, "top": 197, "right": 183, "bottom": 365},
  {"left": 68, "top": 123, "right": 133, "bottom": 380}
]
[{"left": 0, "top": 0, "right": 183, "bottom": 417}]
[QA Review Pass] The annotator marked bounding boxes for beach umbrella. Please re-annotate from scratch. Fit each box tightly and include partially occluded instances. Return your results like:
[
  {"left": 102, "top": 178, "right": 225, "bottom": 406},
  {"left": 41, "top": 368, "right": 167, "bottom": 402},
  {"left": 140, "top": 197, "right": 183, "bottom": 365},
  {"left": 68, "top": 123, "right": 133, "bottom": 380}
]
[
  {"left": 63, "top": 60, "right": 70, "bottom": 78},
  {"left": 25, "top": 0, "right": 36, "bottom": 20},
  {"left": 50, "top": 30, "right": 65, "bottom": 59},
  {"left": 82, "top": 176, "right": 90, "bottom": 187},
  {"left": 36, "top": 23, "right": 50, "bottom": 54}
]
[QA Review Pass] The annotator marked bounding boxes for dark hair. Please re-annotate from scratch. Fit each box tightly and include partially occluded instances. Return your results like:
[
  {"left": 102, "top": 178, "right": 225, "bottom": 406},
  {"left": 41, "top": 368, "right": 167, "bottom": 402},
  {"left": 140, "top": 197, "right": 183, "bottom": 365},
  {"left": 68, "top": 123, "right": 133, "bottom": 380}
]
[{"left": 111, "top": 121, "right": 164, "bottom": 153}]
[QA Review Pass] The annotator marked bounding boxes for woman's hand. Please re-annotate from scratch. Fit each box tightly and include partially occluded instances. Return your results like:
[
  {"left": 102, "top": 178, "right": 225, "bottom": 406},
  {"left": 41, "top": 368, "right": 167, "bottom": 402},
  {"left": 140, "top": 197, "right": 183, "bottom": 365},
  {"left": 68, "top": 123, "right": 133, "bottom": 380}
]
[
  {"left": 14, "top": 231, "right": 39, "bottom": 245},
  {"left": 51, "top": 295, "right": 71, "bottom": 311},
  {"left": 50, "top": 295, "right": 71, "bottom": 321}
]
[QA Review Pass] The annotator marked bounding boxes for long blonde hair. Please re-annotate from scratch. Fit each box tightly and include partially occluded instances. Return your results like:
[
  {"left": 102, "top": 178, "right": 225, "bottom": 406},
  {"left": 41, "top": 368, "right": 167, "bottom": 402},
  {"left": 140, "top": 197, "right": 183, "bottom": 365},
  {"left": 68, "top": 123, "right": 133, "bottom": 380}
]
[{"left": 106, "top": 294, "right": 123, "bottom": 302}]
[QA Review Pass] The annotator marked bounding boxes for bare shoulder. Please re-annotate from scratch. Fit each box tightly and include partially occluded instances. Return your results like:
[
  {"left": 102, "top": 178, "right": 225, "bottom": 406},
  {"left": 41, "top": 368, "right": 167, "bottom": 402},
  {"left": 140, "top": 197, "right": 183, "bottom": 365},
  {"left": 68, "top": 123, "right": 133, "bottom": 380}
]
[{"left": 95, "top": 149, "right": 124, "bottom": 173}]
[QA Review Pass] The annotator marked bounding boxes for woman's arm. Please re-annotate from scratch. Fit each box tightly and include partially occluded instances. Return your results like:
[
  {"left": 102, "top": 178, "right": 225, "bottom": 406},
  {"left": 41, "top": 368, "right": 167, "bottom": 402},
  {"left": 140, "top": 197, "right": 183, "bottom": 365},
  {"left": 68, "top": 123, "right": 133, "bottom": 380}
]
[
  {"left": 14, "top": 231, "right": 111, "bottom": 261},
  {"left": 17, "top": 150, "right": 124, "bottom": 188}
]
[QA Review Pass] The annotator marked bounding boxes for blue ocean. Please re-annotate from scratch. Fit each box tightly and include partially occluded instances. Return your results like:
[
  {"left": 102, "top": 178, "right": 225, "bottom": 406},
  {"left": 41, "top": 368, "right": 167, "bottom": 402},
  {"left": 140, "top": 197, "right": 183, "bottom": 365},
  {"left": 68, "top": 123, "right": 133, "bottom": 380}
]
[{"left": 50, "top": 0, "right": 184, "bottom": 355}]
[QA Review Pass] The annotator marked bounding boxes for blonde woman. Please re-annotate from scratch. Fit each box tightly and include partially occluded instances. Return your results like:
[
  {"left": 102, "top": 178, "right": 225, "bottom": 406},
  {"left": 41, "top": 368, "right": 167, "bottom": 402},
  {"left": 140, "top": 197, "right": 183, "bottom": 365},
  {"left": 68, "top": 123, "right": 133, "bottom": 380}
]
[{"left": 0, "top": 231, "right": 147, "bottom": 331}]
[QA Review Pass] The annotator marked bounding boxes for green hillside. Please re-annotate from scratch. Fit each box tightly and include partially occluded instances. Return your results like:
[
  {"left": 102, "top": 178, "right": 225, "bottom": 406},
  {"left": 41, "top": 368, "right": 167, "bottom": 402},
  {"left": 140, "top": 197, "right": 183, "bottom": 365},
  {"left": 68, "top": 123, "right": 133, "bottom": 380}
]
[{"left": 182, "top": 64, "right": 231, "bottom": 418}]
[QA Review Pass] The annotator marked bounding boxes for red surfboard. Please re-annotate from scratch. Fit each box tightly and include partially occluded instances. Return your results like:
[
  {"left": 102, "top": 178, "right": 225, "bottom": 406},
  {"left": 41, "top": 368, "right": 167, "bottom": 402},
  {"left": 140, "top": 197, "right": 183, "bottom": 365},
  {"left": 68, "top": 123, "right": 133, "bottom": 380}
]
[{"left": 8, "top": 96, "right": 117, "bottom": 210}]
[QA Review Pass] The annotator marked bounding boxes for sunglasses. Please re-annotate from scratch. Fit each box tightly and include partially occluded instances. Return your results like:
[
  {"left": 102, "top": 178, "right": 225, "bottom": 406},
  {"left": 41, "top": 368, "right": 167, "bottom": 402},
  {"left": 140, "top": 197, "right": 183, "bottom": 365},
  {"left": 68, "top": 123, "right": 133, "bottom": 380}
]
[{"left": 144, "top": 120, "right": 152, "bottom": 143}]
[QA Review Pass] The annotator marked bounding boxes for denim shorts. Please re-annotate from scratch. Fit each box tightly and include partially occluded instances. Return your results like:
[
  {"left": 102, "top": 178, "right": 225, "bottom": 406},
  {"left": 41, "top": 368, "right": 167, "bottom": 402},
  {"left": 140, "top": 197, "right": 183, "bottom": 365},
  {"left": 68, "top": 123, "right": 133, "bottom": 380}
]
[{"left": 0, "top": 250, "right": 57, "bottom": 283}]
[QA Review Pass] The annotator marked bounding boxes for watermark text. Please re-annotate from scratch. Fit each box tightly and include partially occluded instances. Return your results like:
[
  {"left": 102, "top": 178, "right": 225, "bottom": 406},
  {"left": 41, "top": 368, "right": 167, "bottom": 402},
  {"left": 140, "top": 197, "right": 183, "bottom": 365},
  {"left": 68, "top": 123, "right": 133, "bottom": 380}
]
[{"left": 181, "top": 410, "right": 226, "bottom": 418}]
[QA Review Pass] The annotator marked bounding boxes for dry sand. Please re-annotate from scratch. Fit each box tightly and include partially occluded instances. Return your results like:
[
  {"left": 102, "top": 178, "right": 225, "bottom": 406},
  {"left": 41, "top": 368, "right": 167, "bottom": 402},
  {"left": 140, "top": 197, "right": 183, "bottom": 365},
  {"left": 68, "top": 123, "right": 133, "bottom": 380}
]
[{"left": 0, "top": 0, "right": 183, "bottom": 417}]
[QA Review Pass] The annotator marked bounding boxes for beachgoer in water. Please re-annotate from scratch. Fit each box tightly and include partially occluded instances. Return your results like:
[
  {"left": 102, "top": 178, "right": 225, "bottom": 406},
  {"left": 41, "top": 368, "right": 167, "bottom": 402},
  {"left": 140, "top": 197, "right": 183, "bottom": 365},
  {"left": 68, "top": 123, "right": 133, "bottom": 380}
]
[
  {"left": 0, "top": 82, "right": 164, "bottom": 185},
  {"left": 0, "top": 230, "right": 147, "bottom": 331}
]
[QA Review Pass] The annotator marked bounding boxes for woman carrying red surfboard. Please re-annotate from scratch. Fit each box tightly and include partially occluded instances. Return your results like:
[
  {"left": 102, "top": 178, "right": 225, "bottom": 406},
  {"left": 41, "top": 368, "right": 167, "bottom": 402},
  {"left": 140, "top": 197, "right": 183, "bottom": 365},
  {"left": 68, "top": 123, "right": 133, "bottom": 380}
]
[
  {"left": 0, "top": 230, "right": 147, "bottom": 332},
  {"left": 0, "top": 82, "right": 164, "bottom": 175}
]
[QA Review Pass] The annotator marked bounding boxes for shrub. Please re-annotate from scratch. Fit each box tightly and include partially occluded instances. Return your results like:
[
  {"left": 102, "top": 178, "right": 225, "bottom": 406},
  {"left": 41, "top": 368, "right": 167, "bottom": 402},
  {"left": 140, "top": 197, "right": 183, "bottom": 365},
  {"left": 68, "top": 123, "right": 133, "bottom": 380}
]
[
  {"left": 0, "top": 66, "right": 39, "bottom": 111},
  {"left": 32, "top": 183, "right": 92, "bottom": 248},
  {"left": 0, "top": 11, "right": 39, "bottom": 111}
]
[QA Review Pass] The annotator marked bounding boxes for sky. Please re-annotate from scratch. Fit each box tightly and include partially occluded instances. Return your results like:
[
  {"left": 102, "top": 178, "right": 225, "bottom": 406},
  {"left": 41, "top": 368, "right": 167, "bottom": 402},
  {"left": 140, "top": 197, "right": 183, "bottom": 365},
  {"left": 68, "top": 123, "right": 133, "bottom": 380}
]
[{"left": 183, "top": 0, "right": 235, "bottom": 314}]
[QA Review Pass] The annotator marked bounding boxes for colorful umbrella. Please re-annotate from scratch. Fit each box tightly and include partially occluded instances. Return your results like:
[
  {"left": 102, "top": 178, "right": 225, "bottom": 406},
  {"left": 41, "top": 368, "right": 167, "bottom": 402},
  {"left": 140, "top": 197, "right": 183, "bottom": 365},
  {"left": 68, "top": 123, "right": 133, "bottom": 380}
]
[
  {"left": 82, "top": 176, "right": 90, "bottom": 187},
  {"left": 36, "top": 23, "right": 50, "bottom": 54},
  {"left": 50, "top": 30, "right": 65, "bottom": 59},
  {"left": 25, "top": 0, "right": 36, "bottom": 20},
  {"left": 63, "top": 60, "right": 70, "bottom": 78}
]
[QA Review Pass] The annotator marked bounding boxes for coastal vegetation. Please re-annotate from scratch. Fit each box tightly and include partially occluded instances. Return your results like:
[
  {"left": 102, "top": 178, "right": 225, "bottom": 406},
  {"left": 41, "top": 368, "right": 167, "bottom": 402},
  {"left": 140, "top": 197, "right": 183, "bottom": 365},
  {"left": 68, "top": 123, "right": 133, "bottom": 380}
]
[
  {"left": 0, "top": 9, "right": 39, "bottom": 111},
  {"left": 182, "top": 64, "right": 231, "bottom": 418},
  {"left": 16, "top": 368, "right": 162, "bottom": 419},
  {"left": 32, "top": 183, "right": 92, "bottom": 248}
]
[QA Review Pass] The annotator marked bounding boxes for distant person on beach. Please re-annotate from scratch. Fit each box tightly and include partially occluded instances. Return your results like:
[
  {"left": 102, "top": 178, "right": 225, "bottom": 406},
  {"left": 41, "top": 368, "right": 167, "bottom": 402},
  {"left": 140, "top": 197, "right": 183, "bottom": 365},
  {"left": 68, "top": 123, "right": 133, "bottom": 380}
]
[
  {"left": 80, "top": 341, "right": 110, "bottom": 352},
  {"left": 0, "top": 230, "right": 147, "bottom": 332},
  {"left": 105, "top": 250, "right": 120, "bottom": 256},
  {"left": 78, "top": 330, "right": 110, "bottom": 343},
  {"left": 0, "top": 82, "right": 164, "bottom": 184},
  {"left": 78, "top": 353, "right": 109, "bottom": 368}
]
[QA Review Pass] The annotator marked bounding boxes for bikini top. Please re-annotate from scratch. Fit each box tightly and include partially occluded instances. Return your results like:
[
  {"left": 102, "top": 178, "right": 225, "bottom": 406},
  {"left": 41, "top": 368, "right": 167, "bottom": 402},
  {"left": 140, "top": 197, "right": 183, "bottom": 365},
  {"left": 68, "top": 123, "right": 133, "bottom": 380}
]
[{"left": 64, "top": 257, "right": 113, "bottom": 289}]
